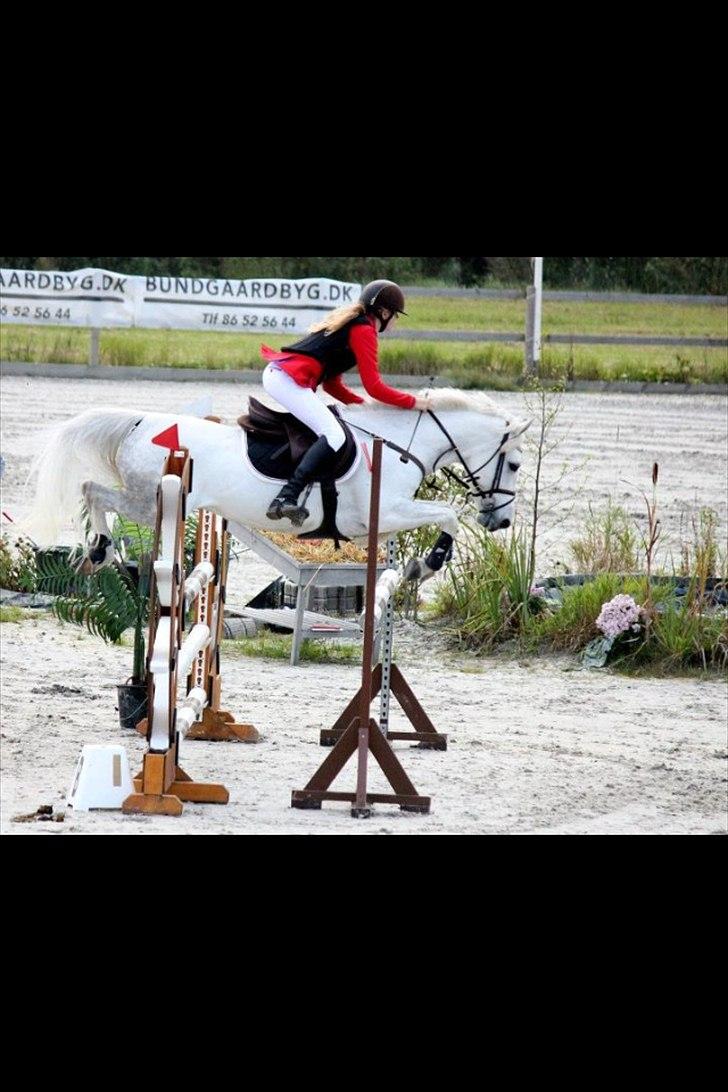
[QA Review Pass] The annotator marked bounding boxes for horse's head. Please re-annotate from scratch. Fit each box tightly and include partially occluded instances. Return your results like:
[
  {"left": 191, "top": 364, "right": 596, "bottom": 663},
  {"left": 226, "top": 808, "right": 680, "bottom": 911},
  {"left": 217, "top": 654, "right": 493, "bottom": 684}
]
[
  {"left": 475, "top": 419, "right": 532, "bottom": 532},
  {"left": 351, "top": 390, "right": 534, "bottom": 584},
  {"left": 422, "top": 390, "right": 531, "bottom": 533}
]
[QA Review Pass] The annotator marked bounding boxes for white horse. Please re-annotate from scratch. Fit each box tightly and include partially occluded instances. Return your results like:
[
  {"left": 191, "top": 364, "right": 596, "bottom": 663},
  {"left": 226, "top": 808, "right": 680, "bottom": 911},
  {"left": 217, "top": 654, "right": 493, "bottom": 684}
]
[{"left": 24, "top": 388, "right": 530, "bottom": 581}]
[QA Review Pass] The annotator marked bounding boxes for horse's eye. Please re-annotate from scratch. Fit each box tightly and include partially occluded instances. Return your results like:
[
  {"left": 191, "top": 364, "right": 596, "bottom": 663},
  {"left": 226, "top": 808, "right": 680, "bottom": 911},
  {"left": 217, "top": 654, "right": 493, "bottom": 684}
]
[{"left": 508, "top": 462, "right": 520, "bottom": 473}]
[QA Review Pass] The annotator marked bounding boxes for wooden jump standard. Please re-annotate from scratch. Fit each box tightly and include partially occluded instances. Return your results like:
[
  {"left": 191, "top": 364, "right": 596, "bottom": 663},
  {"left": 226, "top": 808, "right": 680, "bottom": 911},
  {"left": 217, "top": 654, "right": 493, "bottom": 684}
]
[{"left": 291, "top": 437, "right": 444, "bottom": 819}]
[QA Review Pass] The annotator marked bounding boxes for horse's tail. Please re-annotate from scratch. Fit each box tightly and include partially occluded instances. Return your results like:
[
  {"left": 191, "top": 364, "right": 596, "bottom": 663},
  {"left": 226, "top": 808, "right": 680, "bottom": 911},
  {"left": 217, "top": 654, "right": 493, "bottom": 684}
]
[{"left": 22, "top": 409, "right": 143, "bottom": 546}]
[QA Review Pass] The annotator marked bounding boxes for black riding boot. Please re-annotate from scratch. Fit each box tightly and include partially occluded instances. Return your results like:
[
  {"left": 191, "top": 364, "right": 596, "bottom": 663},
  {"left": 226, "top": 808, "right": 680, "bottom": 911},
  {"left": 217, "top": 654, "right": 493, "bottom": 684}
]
[{"left": 266, "top": 436, "right": 336, "bottom": 526}]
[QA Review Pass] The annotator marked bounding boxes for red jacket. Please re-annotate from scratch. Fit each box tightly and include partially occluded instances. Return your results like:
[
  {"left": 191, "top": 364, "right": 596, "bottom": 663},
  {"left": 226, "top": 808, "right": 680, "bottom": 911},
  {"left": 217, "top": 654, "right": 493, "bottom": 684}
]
[{"left": 260, "top": 317, "right": 415, "bottom": 410}]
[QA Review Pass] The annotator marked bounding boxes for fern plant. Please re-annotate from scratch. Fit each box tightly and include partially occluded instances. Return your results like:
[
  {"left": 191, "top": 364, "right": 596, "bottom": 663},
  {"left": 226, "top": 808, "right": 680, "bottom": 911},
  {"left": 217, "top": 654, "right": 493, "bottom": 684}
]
[
  {"left": 36, "top": 538, "right": 152, "bottom": 684},
  {"left": 34, "top": 512, "right": 199, "bottom": 684}
]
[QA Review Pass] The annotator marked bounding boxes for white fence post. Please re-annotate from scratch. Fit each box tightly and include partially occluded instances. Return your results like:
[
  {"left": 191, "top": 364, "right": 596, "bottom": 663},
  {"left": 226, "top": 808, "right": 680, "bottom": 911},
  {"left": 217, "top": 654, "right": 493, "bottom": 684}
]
[
  {"left": 89, "top": 328, "right": 100, "bottom": 366},
  {"left": 524, "top": 257, "right": 544, "bottom": 380}
]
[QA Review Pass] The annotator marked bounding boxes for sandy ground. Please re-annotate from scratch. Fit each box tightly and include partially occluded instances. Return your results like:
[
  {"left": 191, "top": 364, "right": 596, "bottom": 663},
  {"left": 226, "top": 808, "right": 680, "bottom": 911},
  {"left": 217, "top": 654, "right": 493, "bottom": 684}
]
[{"left": 1, "top": 374, "right": 727, "bottom": 835}]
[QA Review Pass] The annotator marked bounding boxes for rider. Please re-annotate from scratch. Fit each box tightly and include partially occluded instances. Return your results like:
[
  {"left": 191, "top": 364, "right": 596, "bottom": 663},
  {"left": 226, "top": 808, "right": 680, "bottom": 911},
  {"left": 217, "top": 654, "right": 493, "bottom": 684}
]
[{"left": 261, "top": 279, "right": 431, "bottom": 524}]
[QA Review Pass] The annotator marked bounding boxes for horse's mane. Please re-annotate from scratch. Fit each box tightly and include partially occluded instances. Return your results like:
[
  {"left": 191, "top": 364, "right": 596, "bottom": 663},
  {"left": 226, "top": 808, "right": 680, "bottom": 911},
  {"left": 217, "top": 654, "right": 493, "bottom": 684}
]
[{"left": 351, "top": 387, "right": 507, "bottom": 418}]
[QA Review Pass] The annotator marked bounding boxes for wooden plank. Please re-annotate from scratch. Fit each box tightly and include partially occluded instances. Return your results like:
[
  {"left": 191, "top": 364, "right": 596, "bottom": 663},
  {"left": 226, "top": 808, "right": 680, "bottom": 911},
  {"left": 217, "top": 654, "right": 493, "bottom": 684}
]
[
  {"left": 241, "top": 606, "right": 362, "bottom": 636},
  {"left": 292, "top": 790, "right": 430, "bottom": 812},
  {"left": 186, "top": 708, "right": 259, "bottom": 743},
  {"left": 143, "top": 753, "right": 166, "bottom": 796},
  {"left": 171, "top": 782, "right": 229, "bottom": 804},
  {"left": 387, "top": 732, "right": 448, "bottom": 750},
  {"left": 122, "top": 792, "right": 184, "bottom": 817}
]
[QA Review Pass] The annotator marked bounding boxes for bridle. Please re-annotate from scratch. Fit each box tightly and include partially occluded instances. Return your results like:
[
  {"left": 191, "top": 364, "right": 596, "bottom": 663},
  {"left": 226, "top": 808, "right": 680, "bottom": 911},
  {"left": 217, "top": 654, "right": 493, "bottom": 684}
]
[
  {"left": 343, "top": 409, "right": 517, "bottom": 517},
  {"left": 428, "top": 411, "right": 515, "bottom": 516}
]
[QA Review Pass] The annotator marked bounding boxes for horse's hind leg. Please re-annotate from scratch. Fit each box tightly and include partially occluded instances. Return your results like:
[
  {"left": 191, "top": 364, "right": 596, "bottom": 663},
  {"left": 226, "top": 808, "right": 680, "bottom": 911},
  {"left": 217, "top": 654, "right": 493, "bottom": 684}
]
[{"left": 80, "top": 479, "right": 157, "bottom": 573}]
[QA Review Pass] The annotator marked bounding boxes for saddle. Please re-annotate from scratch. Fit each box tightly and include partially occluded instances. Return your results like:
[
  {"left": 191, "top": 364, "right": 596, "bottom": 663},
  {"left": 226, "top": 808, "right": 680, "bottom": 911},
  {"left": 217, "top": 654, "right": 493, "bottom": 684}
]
[
  {"left": 237, "top": 397, "right": 357, "bottom": 547},
  {"left": 237, "top": 397, "right": 356, "bottom": 481}
]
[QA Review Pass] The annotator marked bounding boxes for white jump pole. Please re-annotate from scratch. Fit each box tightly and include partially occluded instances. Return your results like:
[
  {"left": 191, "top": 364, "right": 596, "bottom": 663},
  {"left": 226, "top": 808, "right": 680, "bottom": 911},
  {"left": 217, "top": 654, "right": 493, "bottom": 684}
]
[{"left": 379, "top": 536, "right": 398, "bottom": 736}]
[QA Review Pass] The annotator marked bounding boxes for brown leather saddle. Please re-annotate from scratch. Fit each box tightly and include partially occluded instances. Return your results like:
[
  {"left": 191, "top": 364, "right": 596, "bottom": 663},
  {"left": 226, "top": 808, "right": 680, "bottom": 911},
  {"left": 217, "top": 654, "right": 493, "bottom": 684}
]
[{"left": 238, "top": 397, "right": 356, "bottom": 481}]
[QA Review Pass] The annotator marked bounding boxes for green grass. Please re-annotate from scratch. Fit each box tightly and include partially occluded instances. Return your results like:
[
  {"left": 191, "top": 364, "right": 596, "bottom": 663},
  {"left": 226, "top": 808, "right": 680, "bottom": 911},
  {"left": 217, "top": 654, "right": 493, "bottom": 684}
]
[
  {"left": 0, "top": 605, "right": 29, "bottom": 623},
  {"left": 403, "top": 298, "right": 727, "bottom": 337},
  {"left": 430, "top": 496, "right": 728, "bottom": 677},
  {"left": 466, "top": 573, "right": 727, "bottom": 676},
  {"left": 3, "top": 326, "right": 725, "bottom": 386},
  {"left": 226, "top": 633, "right": 361, "bottom": 663},
  {"left": 386, "top": 340, "right": 727, "bottom": 386},
  {"left": 2, "top": 293, "right": 726, "bottom": 386},
  {"left": 525, "top": 576, "right": 654, "bottom": 651}
]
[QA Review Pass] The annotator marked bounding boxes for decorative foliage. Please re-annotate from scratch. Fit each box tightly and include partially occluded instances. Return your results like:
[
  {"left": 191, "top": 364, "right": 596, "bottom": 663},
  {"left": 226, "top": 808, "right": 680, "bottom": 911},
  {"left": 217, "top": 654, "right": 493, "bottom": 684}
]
[
  {"left": 52, "top": 563, "right": 141, "bottom": 636},
  {"left": 596, "top": 594, "right": 643, "bottom": 639},
  {"left": 583, "top": 594, "right": 644, "bottom": 668},
  {"left": 34, "top": 520, "right": 157, "bottom": 683},
  {"left": 0, "top": 534, "right": 41, "bottom": 592}
]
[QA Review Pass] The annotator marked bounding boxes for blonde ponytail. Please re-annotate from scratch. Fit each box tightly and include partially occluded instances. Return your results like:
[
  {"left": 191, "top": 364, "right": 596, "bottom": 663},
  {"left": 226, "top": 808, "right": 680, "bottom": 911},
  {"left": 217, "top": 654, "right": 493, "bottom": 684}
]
[{"left": 308, "top": 302, "right": 365, "bottom": 335}]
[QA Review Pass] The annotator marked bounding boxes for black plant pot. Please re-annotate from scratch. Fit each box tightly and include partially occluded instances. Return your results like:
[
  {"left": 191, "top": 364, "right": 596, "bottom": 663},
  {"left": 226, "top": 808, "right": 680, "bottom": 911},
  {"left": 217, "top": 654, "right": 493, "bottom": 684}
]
[{"left": 116, "top": 681, "right": 147, "bottom": 732}]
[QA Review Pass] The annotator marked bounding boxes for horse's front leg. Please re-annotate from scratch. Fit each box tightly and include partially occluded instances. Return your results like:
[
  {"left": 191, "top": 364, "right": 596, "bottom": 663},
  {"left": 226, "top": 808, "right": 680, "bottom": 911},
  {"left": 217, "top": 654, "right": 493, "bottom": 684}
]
[{"left": 379, "top": 499, "right": 460, "bottom": 584}]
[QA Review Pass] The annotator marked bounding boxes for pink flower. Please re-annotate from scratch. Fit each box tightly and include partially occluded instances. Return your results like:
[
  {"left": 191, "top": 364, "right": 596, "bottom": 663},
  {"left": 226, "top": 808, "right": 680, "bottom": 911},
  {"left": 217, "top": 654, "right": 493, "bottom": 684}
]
[{"left": 596, "top": 594, "right": 642, "bottom": 639}]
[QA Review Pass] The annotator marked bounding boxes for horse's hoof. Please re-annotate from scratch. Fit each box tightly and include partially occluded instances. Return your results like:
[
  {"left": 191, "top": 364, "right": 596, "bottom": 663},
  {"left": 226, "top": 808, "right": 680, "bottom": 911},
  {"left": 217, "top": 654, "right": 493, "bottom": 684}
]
[
  {"left": 87, "top": 533, "right": 112, "bottom": 564},
  {"left": 75, "top": 534, "right": 113, "bottom": 574}
]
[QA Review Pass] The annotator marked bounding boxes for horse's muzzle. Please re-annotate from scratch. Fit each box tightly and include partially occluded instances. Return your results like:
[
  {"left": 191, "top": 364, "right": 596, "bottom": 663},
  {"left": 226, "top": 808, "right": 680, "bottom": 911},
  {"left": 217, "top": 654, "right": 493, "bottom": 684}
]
[{"left": 478, "top": 511, "right": 511, "bottom": 531}]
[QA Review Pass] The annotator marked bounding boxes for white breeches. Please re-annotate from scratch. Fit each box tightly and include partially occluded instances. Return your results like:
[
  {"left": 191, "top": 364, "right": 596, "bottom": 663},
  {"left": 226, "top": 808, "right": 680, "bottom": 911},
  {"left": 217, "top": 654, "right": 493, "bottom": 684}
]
[{"left": 262, "top": 364, "right": 346, "bottom": 451}]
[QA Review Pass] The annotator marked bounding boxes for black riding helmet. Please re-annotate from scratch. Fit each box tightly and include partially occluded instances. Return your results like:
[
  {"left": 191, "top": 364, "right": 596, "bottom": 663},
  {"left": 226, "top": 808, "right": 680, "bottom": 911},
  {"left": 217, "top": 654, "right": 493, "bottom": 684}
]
[{"left": 359, "top": 280, "right": 407, "bottom": 332}]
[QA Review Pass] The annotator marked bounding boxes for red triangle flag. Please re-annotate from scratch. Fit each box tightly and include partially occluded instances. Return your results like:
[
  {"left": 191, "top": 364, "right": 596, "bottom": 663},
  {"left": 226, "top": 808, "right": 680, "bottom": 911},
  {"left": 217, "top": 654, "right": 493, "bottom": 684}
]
[{"left": 151, "top": 424, "right": 181, "bottom": 450}]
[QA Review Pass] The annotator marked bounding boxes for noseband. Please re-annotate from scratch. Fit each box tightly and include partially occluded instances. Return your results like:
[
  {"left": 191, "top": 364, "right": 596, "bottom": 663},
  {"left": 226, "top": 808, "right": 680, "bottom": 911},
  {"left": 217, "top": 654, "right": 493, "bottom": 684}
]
[
  {"left": 428, "top": 411, "right": 515, "bottom": 515},
  {"left": 342, "top": 408, "right": 516, "bottom": 517}
]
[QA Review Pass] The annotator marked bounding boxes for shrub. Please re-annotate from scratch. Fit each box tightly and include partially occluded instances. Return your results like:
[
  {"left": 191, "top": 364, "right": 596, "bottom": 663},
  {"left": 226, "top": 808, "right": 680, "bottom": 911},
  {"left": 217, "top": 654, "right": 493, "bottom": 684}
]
[
  {"left": 0, "top": 534, "right": 39, "bottom": 592},
  {"left": 433, "top": 522, "right": 540, "bottom": 649},
  {"left": 569, "top": 502, "right": 639, "bottom": 574}
]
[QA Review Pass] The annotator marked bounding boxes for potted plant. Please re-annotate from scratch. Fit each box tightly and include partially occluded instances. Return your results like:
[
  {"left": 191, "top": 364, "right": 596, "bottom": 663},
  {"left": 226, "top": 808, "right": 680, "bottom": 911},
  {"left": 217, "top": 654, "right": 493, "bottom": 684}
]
[{"left": 35, "top": 517, "right": 159, "bottom": 731}]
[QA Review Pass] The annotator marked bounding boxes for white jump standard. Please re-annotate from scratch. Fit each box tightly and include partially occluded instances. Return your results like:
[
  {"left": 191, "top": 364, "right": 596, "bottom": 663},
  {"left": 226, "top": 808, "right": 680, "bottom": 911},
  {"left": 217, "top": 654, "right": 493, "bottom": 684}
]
[{"left": 124, "top": 441, "right": 257, "bottom": 818}]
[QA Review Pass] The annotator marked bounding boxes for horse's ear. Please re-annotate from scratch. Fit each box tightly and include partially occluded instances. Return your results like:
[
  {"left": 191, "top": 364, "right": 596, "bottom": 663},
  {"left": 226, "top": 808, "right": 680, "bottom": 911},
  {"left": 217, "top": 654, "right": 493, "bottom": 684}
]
[{"left": 501, "top": 418, "right": 532, "bottom": 452}]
